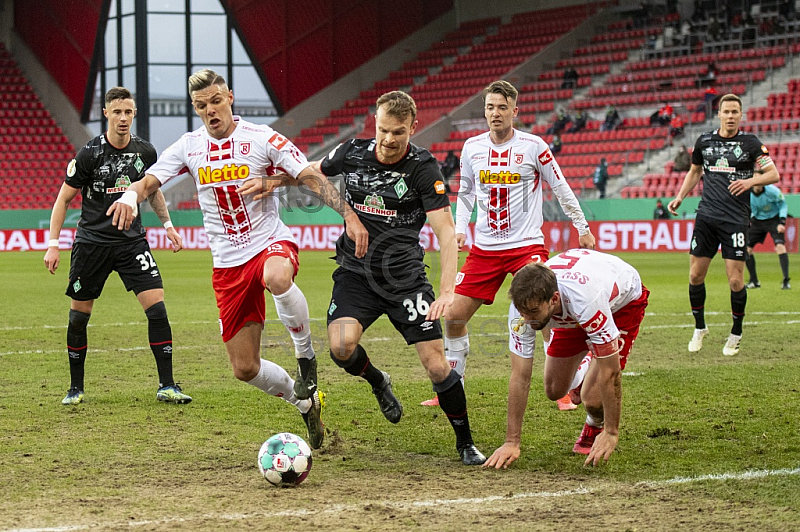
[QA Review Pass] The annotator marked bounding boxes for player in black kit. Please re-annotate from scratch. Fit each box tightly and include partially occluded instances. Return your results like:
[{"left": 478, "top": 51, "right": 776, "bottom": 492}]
[
  {"left": 668, "top": 93, "right": 779, "bottom": 357},
  {"left": 43, "top": 87, "right": 191, "bottom": 405},
  {"left": 311, "top": 91, "right": 486, "bottom": 465}
]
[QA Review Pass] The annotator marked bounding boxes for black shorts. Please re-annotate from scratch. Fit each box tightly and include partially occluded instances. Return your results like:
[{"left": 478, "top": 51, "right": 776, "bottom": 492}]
[
  {"left": 747, "top": 216, "right": 785, "bottom": 248},
  {"left": 326, "top": 267, "right": 442, "bottom": 345},
  {"left": 690, "top": 216, "right": 748, "bottom": 261},
  {"left": 66, "top": 239, "right": 164, "bottom": 301}
]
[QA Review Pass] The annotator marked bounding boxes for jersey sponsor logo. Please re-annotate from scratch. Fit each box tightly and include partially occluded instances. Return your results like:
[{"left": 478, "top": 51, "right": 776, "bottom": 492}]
[
  {"left": 268, "top": 132, "right": 288, "bottom": 151},
  {"left": 489, "top": 149, "right": 510, "bottom": 166},
  {"left": 355, "top": 194, "right": 397, "bottom": 217},
  {"left": 198, "top": 163, "right": 251, "bottom": 184},
  {"left": 515, "top": 153, "right": 524, "bottom": 164},
  {"left": 106, "top": 175, "right": 132, "bottom": 194},
  {"left": 434, "top": 180, "right": 446, "bottom": 194},
  {"left": 479, "top": 170, "right": 521, "bottom": 184},
  {"left": 240, "top": 142, "right": 251, "bottom": 155},
  {"left": 67, "top": 159, "right": 77, "bottom": 177},
  {"left": 709, "top": 157, "right": 734, "bottom": 173},
  {"left": 208, "top": 140, "right": 233, "bottom": 161},
  {"left": 538, "top": 149, "right": 553, "bottom": 165},
  {"left": 582, "top": 310, "right": 608, "bottom": 334},
  {"left": 761, "top": 144, "right": 769, "bottom": 154}
]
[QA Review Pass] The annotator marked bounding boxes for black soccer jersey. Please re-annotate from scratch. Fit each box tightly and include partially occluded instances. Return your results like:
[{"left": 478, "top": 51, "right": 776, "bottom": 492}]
[
  {"left": 65, "top": 133, "right": 157, "bottom": 245},
  {"left": 691, "top": 129, "right": 772, "bottom": 225},
  {"left": 320, "top": 138, "right": 450, "bottom": 281}
]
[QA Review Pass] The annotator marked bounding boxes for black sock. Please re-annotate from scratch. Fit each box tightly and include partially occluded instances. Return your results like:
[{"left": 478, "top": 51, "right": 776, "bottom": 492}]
[
  {"left": 331, "top": 344, "right": 384, "bottom": 388},
  {"left": 731, "top": 288, "right": 746, "bottom": 336},
  {"left": 145, "top": 302, "right": 174, "bottom": 387},
  {"left": 779, "top": 253, "right": 790, "bottom": 281},
  {"left": 689, "top": 283, "right": 706, "bottom": 329},
  {"left": 434, "top": 370, "right": 474, "bottom": 449},
  {"left": 67, "top": 310, "right": 90, "bottom": 390},
  {"left": 745, "top": 253, "right": 758, "bottom": 283}
]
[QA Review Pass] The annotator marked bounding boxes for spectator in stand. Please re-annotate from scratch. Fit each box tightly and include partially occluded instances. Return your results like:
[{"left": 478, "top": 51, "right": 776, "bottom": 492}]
[
  {"left": 592, "top": 158, "right": 608, "bottom": 198},
  {"left": 746, "top": 184, "right": 791, "bottom": 290},
  {"left": 651, "top": 102, "right": 674, "bottom": 126},
  {"left": 439, "top": 149, "right": 458, "bottom": 193},
  {"left": 697, "top": 85, "right": 718, "bottom": 117},
  {"left": 549, "top": 134, "right": 563, "bottom": 154},
  {"left": 561, "top": 67, "right": 579, "bottom": 89},
  {"left": 654, "top": 199, "right": 671, "bottom": 219},
  {"left": 670, "top": 114, "right": 685, "bottom": 143},
  {"left": 707, "top": 16, "right": 722, "bottom": 41},
  {"left": 600, "top": 106, "right": 621, "bottom": 132},
  {"left": 673, "top": 145, "right": 691, "bottom": 172},
  {"left": 568, "top": 110, "right": 588, "bottom": 133},
  {"left": 546, "top": 109, "right": 571, "bottom": 135}
]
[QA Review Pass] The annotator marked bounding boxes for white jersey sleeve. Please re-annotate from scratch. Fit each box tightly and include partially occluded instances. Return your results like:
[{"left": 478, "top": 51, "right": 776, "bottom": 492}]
[
  {"left": 455, "top": 148, "right": 476, "bottom": 235},
  {"left": 546, "top": 249, "right": 643, "bottom": 356},
  {"left": 147, "top": 117, "right": 308, "bottom": 268}
]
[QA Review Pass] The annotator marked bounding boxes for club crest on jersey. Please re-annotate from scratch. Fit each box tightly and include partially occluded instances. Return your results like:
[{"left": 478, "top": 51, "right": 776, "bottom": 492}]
[
  {"left": 394, "top": 178, "right": 408, "bottom": 198},
  {"left": 733, "top": 145, "right": 742, "bottom": 159},
  {"left": 515, "top": 153, "right": 524, "bottom": 164},
  {"left": 489, "top": 149, "right": 510, "bottom": 166},
  {"left": 240, "top": 142, "right": 251, "bottom": 155},
  {"left": 133, "top": 155, "right": 145, "bottom": 173},
  {"left": 106, "top": 175, "right": 132, "bottom": 194},
  {"left": 582, "top": 310, "right": 608, "bottom": 334},
  {"left": 538, "top": 149, "right": 553, "bottom": 165}
]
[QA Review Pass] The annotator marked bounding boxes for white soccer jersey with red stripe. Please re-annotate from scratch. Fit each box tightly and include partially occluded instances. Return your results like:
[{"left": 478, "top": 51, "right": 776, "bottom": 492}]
[
  {"left": 546, "top": 249, "right": 643, "bottom": 349},
  {"left": 148, "top": 117, "right": 308, "bottom": 267},
  {"left": 456, "top": 130, "right": 589, "bottom": 250}
]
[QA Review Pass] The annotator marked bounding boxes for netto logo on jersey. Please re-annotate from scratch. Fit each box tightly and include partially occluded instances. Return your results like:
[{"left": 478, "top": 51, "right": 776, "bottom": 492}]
[
  {"left": 198, "top": 164, "right": 251, "bottom": 184},
  {"left": 479, "top": 170, "right": 521, "bottom": 184}
]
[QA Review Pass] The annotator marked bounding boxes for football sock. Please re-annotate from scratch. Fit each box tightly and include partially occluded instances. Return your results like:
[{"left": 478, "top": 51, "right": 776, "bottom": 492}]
[
  {"left": 585, "top": 412, "right": 604, "bottom": 428},
  {"left": 444, "top": 334, "right": 468, "bottom": 382},
  {"left": 730, "top": 287, "right": 746, "bottom": 336},
  {"left": 272, "top": 283, "right": 314, "bottom": 359},
  {"left": 66, "top": 309, "right": 90, "bottom": 390},
  {"left": 145, "top": 302, "right": 174, "bottom": 387},
  {"left": 247, "top": 358, "right": 306, "bottom": 409},
  {"left": 570, "top": 353, "right": 592, "bottom": 390},
  {"left": 779, "top": 253, "right": 790, "bottom": 280},
  {"left": 434, "top": 369, "right": 474, "bottom": 449},
  {"left": 689, "top": 283, "right": 706, "bottom": 329},
  {"left": 745, "top": 253, "right": 758, "bottom": 283},
  {"left": 331, "top": 344, "right": 384, "bottom": 388}
]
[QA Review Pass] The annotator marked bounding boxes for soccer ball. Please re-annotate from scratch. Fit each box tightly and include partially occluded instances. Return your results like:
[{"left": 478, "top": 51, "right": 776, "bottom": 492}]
[{"left": 257, "top": 432, "right": 312, "bottom": 486}]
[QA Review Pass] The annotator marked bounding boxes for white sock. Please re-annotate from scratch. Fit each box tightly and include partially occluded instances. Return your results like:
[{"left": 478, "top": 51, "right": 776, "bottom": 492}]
[
  {"left": 585, "top": 413, "right": 604, "bottom": 428},
  {"left": 445, "top": 334, "right": 469, "bottom": 383},
  {"left": 272, "top": 283, "right": 314, "bottom": 358},
  {"left": 247, "top": 358, "right": 310, "bottom": 412},
  {"left": 569, "top": 354, "right": 592, "bottom": 390}
]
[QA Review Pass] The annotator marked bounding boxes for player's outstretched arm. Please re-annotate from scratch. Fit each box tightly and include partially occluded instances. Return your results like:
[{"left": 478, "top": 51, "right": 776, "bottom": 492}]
[
  {"left": 426, "top": 206, "right": 457, "bottom": 321},
  {"left": 302, "top": 163, "right": 369, "bottom": 258},
  {"left": 44, "top": 183, "right": 80, "bottom": 274},
  {"left": 107, "top": 174, "right": 162, "bottom": 231},
  {"left": 584, "top": 350, "right": 622, "bottom": 467},
  {"left": 668, "top": 164, "right": 703, "bottom": 215},
  {"left": 236, "top": 173, "right": 296, "bottom": 201},
  {"left": 147, "top": 189, "right": 182, "bottom": 252},
  {"left": 484, "top": 353, "right": 533, "bottom": 469}
]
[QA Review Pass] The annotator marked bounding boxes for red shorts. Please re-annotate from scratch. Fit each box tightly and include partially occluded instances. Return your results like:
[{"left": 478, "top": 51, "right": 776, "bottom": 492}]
[
  {"left": 212, "top": 241, "right": 299, "bottom": 342},
  {"left": 547, "top": 287, "right": 649, "bottom": 370},
  {"left": 455, "top": 244, "right": 548, "bottom": 304}
]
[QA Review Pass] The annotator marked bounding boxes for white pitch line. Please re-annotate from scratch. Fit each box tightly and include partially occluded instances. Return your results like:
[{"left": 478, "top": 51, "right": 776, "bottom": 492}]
[{"left": 4, "top": 468, "right": 799, "bottom": 532}]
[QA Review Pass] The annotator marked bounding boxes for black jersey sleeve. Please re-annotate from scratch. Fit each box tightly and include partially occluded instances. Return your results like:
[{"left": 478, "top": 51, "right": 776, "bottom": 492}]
[
  {"left": 412, "top": 156, "right": 451, "bottom": 213},
  {"left": 65, "top": 145, "right": 94, "bottom": 189},
  {"left": 691, "top": 135, "right": 704, "bottom": 166},
  {"left": 319, "top": 141, "right": 351, "bottom": 176}
]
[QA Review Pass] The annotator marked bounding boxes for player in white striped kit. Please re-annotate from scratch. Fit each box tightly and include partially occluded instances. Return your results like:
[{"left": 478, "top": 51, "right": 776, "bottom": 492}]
[
  {"left": 108, "top": 69, "right": 368, "bottom": 449},
  {"left": 486, "top": 249, "right": 649, "bottom": 467},
  {"left": 422, "top": 80, "right": 595, "bottom": 408}
]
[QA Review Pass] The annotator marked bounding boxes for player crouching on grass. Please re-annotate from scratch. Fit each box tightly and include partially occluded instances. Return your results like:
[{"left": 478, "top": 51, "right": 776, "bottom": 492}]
[{"left": 484, "top": 250, "right": 649, "bottom": 468}]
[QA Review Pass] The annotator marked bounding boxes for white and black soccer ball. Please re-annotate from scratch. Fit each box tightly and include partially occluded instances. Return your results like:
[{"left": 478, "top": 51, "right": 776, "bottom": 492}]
[{"left": 258, "top": 432, "right": 312, "bottom": 486}]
